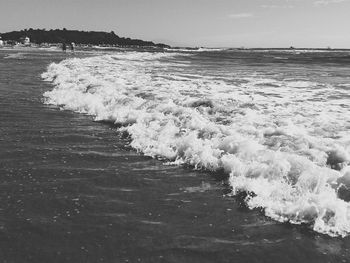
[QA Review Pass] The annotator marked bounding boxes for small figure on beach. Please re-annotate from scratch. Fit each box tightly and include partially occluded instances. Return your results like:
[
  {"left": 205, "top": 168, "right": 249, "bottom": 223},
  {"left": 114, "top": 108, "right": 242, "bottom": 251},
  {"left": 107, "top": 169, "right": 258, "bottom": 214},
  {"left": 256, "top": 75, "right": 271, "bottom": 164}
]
[
  {"left": 62, "top": 42, "right": 67, "bottom": 52},
  {"left": 70, "top": 42, "right": 75, "bottom": 52}
]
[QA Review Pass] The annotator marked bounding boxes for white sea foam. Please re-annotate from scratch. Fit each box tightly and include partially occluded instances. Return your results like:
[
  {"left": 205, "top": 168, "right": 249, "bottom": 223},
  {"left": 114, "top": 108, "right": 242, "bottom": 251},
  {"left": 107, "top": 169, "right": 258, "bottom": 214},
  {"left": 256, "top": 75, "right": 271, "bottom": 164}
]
[
  {"left": 42, "top": 51, "right": 350, "bottom": 237},
  {"left": 165, "top": 47, "right": 228, "bottom": 53}
]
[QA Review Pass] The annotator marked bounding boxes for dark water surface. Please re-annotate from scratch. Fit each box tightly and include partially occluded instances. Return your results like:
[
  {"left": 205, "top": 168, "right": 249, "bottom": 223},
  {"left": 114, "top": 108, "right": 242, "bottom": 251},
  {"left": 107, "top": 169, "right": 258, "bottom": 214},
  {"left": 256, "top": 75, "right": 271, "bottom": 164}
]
[{"left": 0, "top": 49, "right": 350, "bottom": 263}]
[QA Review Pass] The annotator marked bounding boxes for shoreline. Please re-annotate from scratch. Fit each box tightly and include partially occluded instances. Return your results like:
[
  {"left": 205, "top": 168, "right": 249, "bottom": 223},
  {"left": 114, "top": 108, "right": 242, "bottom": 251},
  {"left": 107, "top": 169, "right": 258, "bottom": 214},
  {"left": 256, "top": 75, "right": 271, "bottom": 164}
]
[{"left": 2, "top": 45, "right": 350, "bottom": 54}]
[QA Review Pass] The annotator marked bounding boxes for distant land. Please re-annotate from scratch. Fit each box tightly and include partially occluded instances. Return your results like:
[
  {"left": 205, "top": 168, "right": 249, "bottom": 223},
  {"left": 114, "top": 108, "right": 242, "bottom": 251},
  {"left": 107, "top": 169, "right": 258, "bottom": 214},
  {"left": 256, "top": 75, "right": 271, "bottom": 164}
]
[{"left": 0, "top": 28, "right": 170, "bottom": 48}]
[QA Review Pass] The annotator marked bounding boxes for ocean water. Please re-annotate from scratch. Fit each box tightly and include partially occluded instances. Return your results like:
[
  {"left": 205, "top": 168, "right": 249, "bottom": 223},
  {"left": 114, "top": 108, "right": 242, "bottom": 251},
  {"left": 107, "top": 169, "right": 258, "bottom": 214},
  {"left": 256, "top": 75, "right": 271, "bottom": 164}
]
[{"left": 1, "top": 48, "right": 350, "bottom": 262}]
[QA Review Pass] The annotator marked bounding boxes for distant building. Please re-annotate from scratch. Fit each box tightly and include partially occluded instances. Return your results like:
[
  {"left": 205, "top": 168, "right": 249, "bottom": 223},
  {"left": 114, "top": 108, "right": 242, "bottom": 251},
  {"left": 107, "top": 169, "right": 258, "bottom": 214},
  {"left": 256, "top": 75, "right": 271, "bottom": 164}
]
[{"left": 20, "top": 36, "right": 30, "bottom": 45}]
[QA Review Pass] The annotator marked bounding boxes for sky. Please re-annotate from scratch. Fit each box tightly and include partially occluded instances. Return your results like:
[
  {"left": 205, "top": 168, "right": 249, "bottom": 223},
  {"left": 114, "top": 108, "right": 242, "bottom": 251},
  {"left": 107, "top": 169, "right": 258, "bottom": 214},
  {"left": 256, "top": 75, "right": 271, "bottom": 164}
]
[{"left": 0, "top": 0, "right": 349, "bottom": 48}]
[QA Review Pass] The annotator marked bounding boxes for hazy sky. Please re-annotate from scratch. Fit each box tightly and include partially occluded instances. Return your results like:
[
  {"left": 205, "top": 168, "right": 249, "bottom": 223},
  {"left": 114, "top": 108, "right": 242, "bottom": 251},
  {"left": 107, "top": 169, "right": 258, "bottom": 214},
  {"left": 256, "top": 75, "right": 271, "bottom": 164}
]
[{"left": 0, "top": 0, "right": 349, "bottom": 48}]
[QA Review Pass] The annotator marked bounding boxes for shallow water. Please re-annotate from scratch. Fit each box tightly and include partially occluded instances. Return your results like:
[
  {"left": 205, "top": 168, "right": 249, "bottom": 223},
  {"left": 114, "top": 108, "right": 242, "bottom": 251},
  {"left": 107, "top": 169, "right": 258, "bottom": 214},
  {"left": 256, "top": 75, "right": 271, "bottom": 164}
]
[{"left": 1, "top": 48, "right": 350, "bottom": 262}]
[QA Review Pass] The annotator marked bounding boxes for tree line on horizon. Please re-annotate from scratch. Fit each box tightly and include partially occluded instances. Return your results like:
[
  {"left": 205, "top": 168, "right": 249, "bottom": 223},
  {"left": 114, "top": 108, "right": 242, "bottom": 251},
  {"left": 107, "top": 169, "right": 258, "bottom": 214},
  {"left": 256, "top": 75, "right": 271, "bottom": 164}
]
[{"left": 0, "top": 28, "right": 170, "bottom": 48}]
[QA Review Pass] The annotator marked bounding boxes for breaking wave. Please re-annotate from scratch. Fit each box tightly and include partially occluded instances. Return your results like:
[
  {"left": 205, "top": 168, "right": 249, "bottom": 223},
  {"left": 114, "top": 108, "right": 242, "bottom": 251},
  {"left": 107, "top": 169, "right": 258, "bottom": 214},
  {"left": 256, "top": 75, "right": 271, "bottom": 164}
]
[{"left": 42, "top": 51, "right": 350, "bottom": 237}]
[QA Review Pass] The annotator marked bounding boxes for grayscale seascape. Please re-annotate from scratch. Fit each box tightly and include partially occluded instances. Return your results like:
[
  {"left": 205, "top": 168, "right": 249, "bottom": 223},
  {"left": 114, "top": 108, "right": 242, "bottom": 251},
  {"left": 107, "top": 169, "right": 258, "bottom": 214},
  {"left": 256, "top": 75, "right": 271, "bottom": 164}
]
[
  {"left": 1, "top": 47, "right": 350, "bottom": 262},
  {"left": 1, "top": 0, "right": 350, "bottom": 262}
]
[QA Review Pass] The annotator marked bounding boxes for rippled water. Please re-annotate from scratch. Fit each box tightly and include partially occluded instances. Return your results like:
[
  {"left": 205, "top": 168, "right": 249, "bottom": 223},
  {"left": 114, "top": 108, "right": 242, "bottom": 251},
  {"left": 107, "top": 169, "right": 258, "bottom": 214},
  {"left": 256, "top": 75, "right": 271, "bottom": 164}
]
[{"left": 1, "top": 48, "right": 350, "bottom": 262}]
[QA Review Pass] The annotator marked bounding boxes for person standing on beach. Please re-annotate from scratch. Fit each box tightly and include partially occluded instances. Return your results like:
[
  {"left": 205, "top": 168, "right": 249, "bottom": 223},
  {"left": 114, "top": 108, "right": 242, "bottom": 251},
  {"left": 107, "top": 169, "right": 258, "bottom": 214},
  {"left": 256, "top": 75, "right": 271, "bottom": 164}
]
[
  {"left": 70, "top": 42, "right": 75, "bottom": 52},
  {"left": 62, "top": 43, "right": 67, "bottom": 52}
]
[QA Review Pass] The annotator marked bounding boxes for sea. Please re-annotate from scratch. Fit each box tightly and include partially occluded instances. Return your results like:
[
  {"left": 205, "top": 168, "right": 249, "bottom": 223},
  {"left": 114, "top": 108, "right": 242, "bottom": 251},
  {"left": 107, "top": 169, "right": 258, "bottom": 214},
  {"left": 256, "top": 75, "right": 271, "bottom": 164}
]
[{"left": 0, "top": 47, "right": 350, "bottom": 263}]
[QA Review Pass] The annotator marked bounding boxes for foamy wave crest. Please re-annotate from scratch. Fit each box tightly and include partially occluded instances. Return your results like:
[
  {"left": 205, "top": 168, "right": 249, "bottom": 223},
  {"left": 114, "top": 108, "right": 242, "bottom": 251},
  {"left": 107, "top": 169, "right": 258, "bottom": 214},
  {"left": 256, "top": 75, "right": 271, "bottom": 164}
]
[{"left": 42, "top": 51, "right": 350, "bottom": 237}]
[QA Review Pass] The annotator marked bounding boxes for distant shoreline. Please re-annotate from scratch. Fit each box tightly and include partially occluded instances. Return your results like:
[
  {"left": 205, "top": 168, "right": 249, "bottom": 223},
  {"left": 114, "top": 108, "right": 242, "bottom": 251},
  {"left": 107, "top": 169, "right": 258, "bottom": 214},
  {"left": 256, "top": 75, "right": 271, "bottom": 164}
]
[
  {"left": 1, "top": 43, "right": 349, "bottom": 53},
  {"left": 0, "top": 28, "right": 170, "bottom": 49}
]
